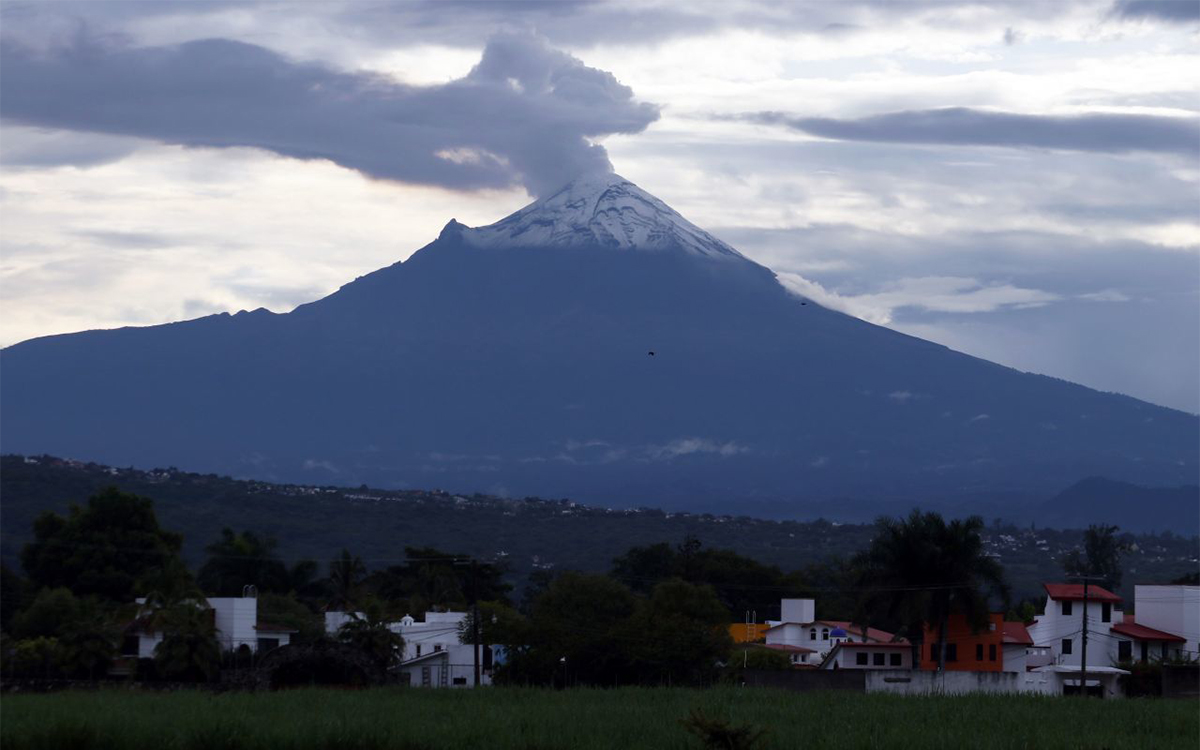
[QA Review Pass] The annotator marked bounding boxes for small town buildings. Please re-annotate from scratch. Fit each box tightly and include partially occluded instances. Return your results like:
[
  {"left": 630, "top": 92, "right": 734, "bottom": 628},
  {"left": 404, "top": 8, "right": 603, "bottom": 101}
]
[
  {"left": 324, "top": 610, "right": 494, "bottom": 687},
  {"left": 753, "top": 643, "right": 818, "bottom": 667},
  {"left": 763, "top": 598, "right": 899, "bottom": 661},
  {"left": 820, "top": 642, "right": 912, "bottom": 670},
  {"left": 1109, "top": 615, "right": 1186, "bottom": 663},
  {"left": 920, "top": 613, "right": 1006, "bottom": 672},
  {"left": 1127, "top": 585, "right": 1199, "bottom": 659},
  {"left": 1026, "top": 583, "right": 1125, "bottom": 670},
  {"left": 122, "top": 594, "right": 295, "bottom": 662}
]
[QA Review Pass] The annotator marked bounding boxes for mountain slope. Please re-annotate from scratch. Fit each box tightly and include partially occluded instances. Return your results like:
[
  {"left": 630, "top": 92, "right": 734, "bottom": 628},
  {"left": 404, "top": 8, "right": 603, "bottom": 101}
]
[
  {"left": 2, "top": 172, "right": 1196, "bottom": 511},
  {"left": 1040, "top": 478, "right": 1200, "bottom": 533}
]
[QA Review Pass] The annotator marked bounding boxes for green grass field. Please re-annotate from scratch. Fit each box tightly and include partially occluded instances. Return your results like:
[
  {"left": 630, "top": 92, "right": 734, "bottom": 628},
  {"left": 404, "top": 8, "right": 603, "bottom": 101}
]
[{"left": 1, "top": 687, "right": 1196, "bottom": 750}]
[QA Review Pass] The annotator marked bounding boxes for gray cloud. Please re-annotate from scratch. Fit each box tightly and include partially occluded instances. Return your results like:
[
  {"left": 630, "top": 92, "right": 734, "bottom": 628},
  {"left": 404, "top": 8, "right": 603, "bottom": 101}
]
[
  {"left": 0, "top": 31, "right": 659, "bottom": 196},
  {"left": 742, "top": 108, "right": 1200, "bottom": 156},
  {"left": 1111, "top": 0, "right": 1200, "bottom": 22},
  {"left": 0, "top": 1, "right": 1120, "bottom": 55}
]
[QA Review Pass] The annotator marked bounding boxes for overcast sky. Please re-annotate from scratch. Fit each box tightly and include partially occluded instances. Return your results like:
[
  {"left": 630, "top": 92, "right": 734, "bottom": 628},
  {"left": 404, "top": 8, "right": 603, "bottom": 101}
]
[{"left": 1, "top": 0, "right": 1197, "bottom": 412}]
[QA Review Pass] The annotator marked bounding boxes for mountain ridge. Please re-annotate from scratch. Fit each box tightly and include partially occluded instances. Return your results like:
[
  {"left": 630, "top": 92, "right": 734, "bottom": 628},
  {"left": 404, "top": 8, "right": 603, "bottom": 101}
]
[{"left": 2, "top": 172, "right": 1196, "bottom": 511}]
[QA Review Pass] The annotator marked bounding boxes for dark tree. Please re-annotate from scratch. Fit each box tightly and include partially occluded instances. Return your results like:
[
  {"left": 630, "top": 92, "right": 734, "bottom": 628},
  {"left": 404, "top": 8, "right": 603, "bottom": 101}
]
[
  {"left": 627, "top": 579, "right": 732, "bottom": 685},
  {"left": 364, "top": 547, "right": 511, "bottom": 611},
  {"left": 855, "top": 510, "right": 1009, "bottom": 671},
  {"left": 336, "top": 598, "right": 404, "bottom": 669},
  {"left": 611, "top": 539, "right": 795, "bottom": 617},
  {"left": 1, "top": 565, "right": 28, "bottom": 634},
  {"left": 1062, "top": 524, "right": 1130, "bottom": 591},
  {"left": 196, "top": 528, "right": 290, "bottom": 595},
  {"left": 326, "top": 549, "right": 366, "bottom": 611},
  {"left": 527, "top": 572, "right": 638, "bottom": 687},
  {"left": 20, "top": 487, "right": 184, "bottom": 602}
]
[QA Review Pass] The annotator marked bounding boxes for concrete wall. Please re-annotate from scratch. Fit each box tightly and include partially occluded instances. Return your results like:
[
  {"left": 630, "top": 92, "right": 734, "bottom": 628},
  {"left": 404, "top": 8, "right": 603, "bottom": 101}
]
[
  {"left": 780, "top": 599, "right": 814, "bottom": 624},
  {"left": 1162, "top": 665, "right": 1200, "bottom": 699},
  {"left": 865, "top": 669, "right": 1055, "bottom": 696},
  {"left": 1136, "top": 586, "right": 1200, "bottom": 657},
  {"left": 742, "top": 669, "right": 865, "bottom": 692},
  {"left": 210, "top": 597, "right": 258, "bottom": 651}
]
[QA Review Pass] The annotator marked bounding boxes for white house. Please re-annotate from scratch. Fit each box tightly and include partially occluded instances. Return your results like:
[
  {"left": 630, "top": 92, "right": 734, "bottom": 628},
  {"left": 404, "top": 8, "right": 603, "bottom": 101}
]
[
  {"left": 122, "top": 594, "right": 295, "bottom": 661},
  {"left": 1124, "top": 585, "right": 1199, "bottom": 660},
  {"left": 820, "top": 642, "right": 912, "bottom": 670},
  {"left": 1026, "top": 583, "right": 1125, "bottom": 669},
  {"left": 764, "top": 598, "right": 898, "bottom": 661},
  {"left": 324, "top": 610, "right": 494, "bottom": 687}
]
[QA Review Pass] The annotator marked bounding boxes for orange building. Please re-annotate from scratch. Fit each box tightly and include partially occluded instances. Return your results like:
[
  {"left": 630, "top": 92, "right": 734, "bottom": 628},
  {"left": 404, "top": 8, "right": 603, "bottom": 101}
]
[
  {"left": 728, "top": 622, "right": 770, "bottom": 644},
  {"left": 920, "top": 613, "right": 1005, "bottom": 672}
]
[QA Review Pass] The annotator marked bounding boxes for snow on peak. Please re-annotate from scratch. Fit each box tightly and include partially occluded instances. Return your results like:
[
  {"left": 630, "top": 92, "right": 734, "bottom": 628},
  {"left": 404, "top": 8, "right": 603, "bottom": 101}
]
[{"left": 456, "top": 172, "right": 746, "bottom": 259}]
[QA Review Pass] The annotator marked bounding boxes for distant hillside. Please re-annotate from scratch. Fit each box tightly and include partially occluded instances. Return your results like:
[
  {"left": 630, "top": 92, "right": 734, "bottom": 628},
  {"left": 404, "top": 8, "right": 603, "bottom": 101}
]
[
  {"left": 1040, "top": 477, "right": 1200, "bottom": 533},
  {"left": 2, "top": 455, "right": 1196, "bottom": 604}
]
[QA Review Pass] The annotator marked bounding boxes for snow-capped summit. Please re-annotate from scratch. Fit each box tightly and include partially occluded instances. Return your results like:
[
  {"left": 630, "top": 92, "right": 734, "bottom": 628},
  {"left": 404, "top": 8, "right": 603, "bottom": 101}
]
[{"left": 457, "top": 171, "right": 746, "bottom": 260}]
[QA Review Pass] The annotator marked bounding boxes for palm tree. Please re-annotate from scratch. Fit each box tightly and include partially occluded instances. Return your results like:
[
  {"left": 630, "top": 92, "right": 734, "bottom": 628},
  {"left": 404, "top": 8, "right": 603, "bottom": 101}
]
[
  {"left": 337, "top": 598, "right": 403, "bottom": 669},
  {"left": 327, "top": 549, "right": 366, "bottom": 612},
  {"left": 854, "top": 510, "right": 1009, "bottom": 671}
]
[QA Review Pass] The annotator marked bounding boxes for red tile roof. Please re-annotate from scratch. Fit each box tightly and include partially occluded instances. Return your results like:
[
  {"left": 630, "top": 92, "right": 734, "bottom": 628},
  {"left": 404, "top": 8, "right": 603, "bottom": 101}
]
[
  {"left": 818, "top": 620, "right": 902, "bottom": 643},
  {"left": 758, "top": 643, "right": 817, "bottom": 654},
  {"left": 1001, "top": 622, "right": 1033, "bottom": 646},
  {"left": 1110, "top": 622, "right": 1185, "bottom": 642},
  {"left": 836, "top": 642, "right": 912, "bottom": 648},
  {"left": 1043, "top": 583, "right": 1122, "bottom": 603}
]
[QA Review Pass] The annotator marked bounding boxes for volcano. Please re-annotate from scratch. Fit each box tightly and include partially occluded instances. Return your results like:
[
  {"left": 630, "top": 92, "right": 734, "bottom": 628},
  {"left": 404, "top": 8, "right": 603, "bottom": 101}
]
[{"left": 2, "top": 172, "right": 1196, "bottom": 512}]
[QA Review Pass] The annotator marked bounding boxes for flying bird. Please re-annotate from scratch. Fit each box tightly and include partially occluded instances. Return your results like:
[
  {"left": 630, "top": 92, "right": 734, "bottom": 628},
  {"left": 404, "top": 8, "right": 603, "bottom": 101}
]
[{"left": 648, "top": 351, "right": 655, "bottom": 356}]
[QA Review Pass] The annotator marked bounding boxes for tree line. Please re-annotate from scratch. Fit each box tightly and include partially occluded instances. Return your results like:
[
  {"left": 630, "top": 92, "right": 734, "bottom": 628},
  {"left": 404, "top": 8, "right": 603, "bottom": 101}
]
[{"left": 0, "top": 486, "right": 1140, "bottom": 686}]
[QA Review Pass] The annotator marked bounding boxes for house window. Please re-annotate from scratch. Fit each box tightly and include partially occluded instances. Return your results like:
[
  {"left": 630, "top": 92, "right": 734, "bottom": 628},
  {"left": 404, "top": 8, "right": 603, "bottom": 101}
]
[
  {"left": 822, "top": 629, "right": 829, "bottom": 641},
  {"left": 1061, "top": 600, "right": 1073, "bottom": 616},
  {"left": 976, "top": 644, "right": 984, "bottom": 661},
  {"left": 1101, "top": 603, "right": 1111, "bottom": 623},
  {"left": 434, "top": 644, "right": 443, "bottom": 652},
  {"left": 890, "top": 653, "right": 901, "bottom": 666},
  {"left": 810, "top": 630, "right": 817, "bottom": 641},
  {"left": 415, "top": 644, "right": 422, "bottom": 657},
  {"left": 930, "top": 643, "right": 941, "bottom": 662},
  {"left": 856, "top": 652, "right": 868, "bottom": 666},
  {"left": 121, "top": 635, "right": 140, "bottom": 657},
  {"left": 988, "top": 644, "right": 997, "bottom": 662},
  {"left": 452, "top": 677, "right": 467, "bottom": 685},
  {"left": 1062, "top": 638, "right": 1073, "bottom": 655},
  {"left": 257, "top": 637, "right": 280, "bottom": 653},
  {"left": 421, "top": 666, "right": 431, "bottom": 686},
  {"left": 873, "top": 652, "right": 885, "bottom": 666},
  {"left": 1118, "top": 641, "right": 1132, "bottom": 662},
  {"left": 946, "top": 644, "right": 957, "bottom": 662}
]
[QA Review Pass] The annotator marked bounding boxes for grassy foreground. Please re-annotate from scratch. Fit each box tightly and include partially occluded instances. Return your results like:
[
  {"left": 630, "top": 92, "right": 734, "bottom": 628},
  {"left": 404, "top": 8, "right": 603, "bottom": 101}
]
[{"left": 1, "top": 687, "right": 1196, "bottom": 750}]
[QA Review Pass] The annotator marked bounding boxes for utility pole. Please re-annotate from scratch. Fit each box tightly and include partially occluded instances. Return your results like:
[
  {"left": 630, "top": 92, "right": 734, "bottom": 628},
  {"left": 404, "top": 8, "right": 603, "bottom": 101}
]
[
  {"left": 1073, "top": 575, "right": 1105, "bottom": 698},
  {"left": 1081, "top": 579, "right": 1088, "bottom": 697},
  {"left": 471, "top": 559, "right": 481, "bottom": 687}
]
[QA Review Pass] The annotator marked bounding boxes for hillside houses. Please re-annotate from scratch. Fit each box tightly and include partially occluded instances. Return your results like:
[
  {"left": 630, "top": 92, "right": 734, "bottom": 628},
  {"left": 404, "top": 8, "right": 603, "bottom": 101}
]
[
  {"left": 736, "top": 585, "right": 1198, "bottom": 697},
  {"left": 118, "top": 592, "right": 296, "bottom": 672},
  {"left": 324, "top": 610, "right": 496, "bottom": 688}
]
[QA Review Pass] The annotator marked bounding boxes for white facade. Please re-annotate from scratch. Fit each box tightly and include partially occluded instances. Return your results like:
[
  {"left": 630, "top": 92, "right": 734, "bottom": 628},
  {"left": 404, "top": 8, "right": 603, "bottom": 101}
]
[
  {"left": 821, "top": 644, "right": 911, "bottom": 670},
  {"left": 1133, "top": 585, "right": 1200, "bottom": 659},
  {"left": 126, "top": 596, "right": 292, "bottom": 659},
  {"left": 780, "top": 598, "right": 815, "bottom": 624},
  {"left": 324, "top": 610, "right": 493, "bottom": 688},
  {"left": 1026, "top": 592, "right": 1124, "bottom": 669},
  {"left": 865, "top": 667, "right": 1124, "bottom": 698}
]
